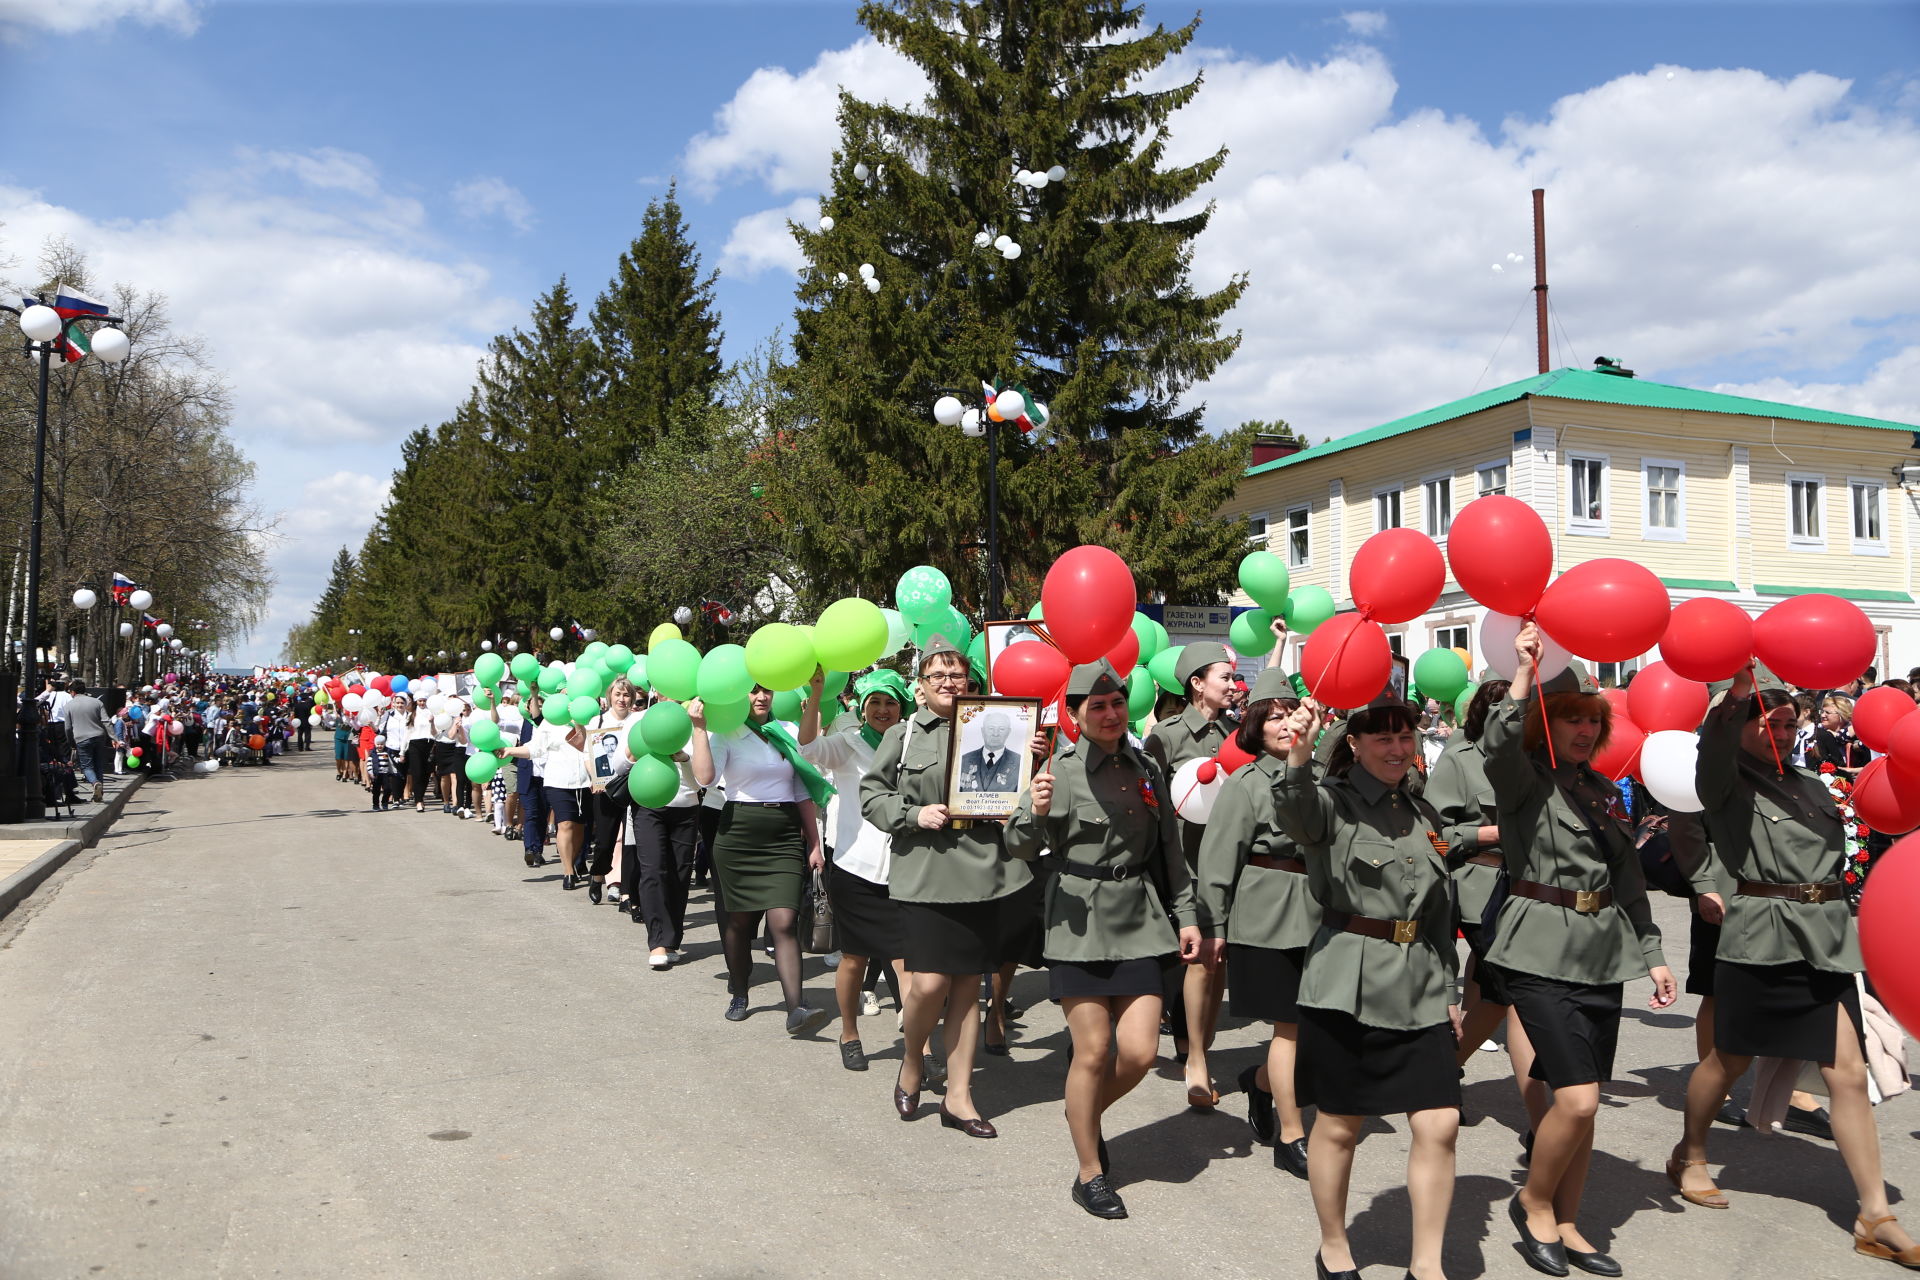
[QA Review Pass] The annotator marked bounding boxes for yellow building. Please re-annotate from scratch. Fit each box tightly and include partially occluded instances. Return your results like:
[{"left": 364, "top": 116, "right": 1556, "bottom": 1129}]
[{"left": 1223, "top": 361, "right": 1920, "bottom": 684}]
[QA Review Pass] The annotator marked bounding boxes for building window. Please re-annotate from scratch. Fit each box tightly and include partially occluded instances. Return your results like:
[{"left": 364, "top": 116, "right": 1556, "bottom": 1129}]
[
  {"left": 1477, "top": 463, "right": 1508, "bottom": 498},
  {"left": 1597, "top": 657, "right": 1644, "bottom": 688},
  {"left": 1568, "top": 454, "right": 1607, "bottom": 531},
  {"left": 1433, "top": 623, "right": 1470, "bottom": 655},
  {"left": 1423, "top": 476, "right": 1453, "bottom": 538},
  {"left": 1642, "top": 458, "right": 1685, "bottom": 541},
  {"left": 1851, "top": 479, "right": 1886, "bottom": 552},
  {"left": 1285, "top": 505, "right": 1310, "bottom": 568},
  {"left": 1246, "top": 511, "right": 1269, "bottom": 546},
  {"left": 1374, "top": 487, "right": 1402, "bottom": 531},
  {"left": 1787, "top": 472, "right": 1825, "bottom": 548},
  {"left": 1386, "top": 631, "right": 1405, "bottom": 659}
]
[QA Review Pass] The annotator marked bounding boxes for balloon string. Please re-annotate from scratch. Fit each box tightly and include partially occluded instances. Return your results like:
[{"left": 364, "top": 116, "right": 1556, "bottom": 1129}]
[
  {"left": 1751, "top": 661, "right": 1785, "bottom": 778},
  {"left": 1533, "top": 652, "right": 1557, "bottom": 771}
]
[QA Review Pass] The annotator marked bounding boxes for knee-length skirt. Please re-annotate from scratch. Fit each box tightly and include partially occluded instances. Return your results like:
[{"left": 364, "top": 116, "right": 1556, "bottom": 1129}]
[
  {"left": 1714, "top": 959, "right": 1865, "bottom": 1062},
  {"left": 829, "top": 860, "right": 902, "bottom": 962},
  {"left": 1497, "top": 967, "right": 1623, "bottom": 1088},
  {"left": 1296, "top": 1005, "right": 1461, "bottom": 1117},
  {"left": 713, "top": 802, "right": 805, "bottom": 915},
  {"left": 1050, "top": 955, "right": 1173, "bottom": 1002},
  {"left": 1227, "top": 943, "right": 1305, "bottom": 1023}
]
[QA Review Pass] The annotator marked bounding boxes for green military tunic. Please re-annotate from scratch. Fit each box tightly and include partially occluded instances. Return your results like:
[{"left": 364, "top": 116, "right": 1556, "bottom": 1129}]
[
  {"left": 1005, "top": 736, "right": 1196, "bottom": 962},
  {"left": 860, "top": 708, "right": 1033, "bottom": 905},
  {"left": 1145, "top": 705, "right": 1231, "bottom": 868},
  {"left": 1696, "top": 696, "right": 1860, "bottom": 972},
  {"left": 1424, "top": 732, "right": 1502, "bottom": 922},
  {"left": 1273, "top": 764, "right": 1457, "bottom": 1031},
  {"left": 1481, "top": 697, "right": 1666, "bottom": 984},
  {"left": 1670, "top": 811, "right": 1733, "bottom": 899},
  {"left": 1193, "top": 754, "right": 1319, "bottom": 950}
]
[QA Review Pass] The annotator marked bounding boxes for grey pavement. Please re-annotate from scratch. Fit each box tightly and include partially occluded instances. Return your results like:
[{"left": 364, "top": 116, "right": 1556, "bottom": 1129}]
[{"left": 0, "top": 748, "right": 1909, "bottom": 1279}]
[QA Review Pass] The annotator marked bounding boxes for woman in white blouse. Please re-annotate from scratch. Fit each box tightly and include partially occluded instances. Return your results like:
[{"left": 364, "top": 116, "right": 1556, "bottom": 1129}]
[
  {"left": 583, "top": 678, "right": 643, "bottom": 906},
  {"left": 689, "top": 684, "right": 830, "bottom": 1035},
  {"left": 507, "top": 711, "right": 593, "bottom": 891}
]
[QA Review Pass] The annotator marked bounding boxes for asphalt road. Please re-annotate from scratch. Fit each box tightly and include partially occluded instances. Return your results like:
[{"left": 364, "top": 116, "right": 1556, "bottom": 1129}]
[{"left": 0, "top": 749, "right": 1909, "bottom": 1279}]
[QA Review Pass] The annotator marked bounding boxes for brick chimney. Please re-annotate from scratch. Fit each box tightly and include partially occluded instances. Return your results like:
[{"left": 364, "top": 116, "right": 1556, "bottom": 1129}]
[{"left": 1251, "top": 433, "right": 1304, "bottom": 466}]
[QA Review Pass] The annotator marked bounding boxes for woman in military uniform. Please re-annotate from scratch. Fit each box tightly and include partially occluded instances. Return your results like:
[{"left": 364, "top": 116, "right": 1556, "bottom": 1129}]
[
  {"left": 1194, "top": 667, "right": 1317, "bottom": 1179},
  {"left": 860, "top": 637, "right": 1036, "bottom": 1139},
  {"left": 1273, "top": 694, "right": 1461, "bottom": 1280},
  {"left": 1144, "top": 640, "right": 1235, "bottom": 1106},
  {"left": 1488, "top": 623, "right": 1675, "bottom": 1279},
  {"left": 1007, "top": 661, "right": 1202, "bottom": 1220},
  {"left": 1668, "top": 667, "right": 1920, "bottom": 1268}
]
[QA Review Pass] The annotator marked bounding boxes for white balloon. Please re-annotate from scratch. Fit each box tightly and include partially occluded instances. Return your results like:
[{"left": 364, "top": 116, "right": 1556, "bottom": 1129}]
[
  {"left": 427, "top": 693, "right": 448, "bottom": 714},
  {"left": 480, "top": 640, "right": 492, "bottom": 651},
  {"left": 1000, "top": 241, "right": 1022, "bottom": 260},
  {"left": 72, "top": 588, "right": 98, "bottom": 609},
  {"left": 858, "top": 262, "right": 875, "bottom": 279},
  {"left": 169, "top": 638, "right": 183, "bottom": 649},
  {"left": 993, "top": 234, "right": 1011, "bottom": 249},
  {"left": 413, "top": 676, "right": 438, "bottom": 697},
  {"left": 933, "top": 395, "right": 965, "bottom": 427},
  {"left": 674, "top": 606, "right": 694, "bottom": 625},
  {"left": 865, "top": 278, "right": 881, "bottom": 293},
  {"left": 119, "top": 621, "right": 134, "bottom": 637},
  {"left": 960, "top": 407, "right": 983, "bottom": 435},
  {"left": 1640, "top": 730, "right": 1704, "bottom": 812},
  {"left": 140, "top": 638, "right": 153, "bottom": 649},
  {"left": 308, "top": 713, "right": 323, "bottom": 726},
  {"left": 1014, "top": 168, "right": 1032, "bottom": 185},
  {"left": 506, "top": 641, "right": 519, "bottom": 652},
  {"left": 341, "top": 693, "right": 364, "bottom": 713},
  {"left": 818, "top": 215, "right": 835, "bottom": 232},
  {"left": 1028, "top": 171, "right": 1049, "bottom": 189},
  {"left": 974, "top": 231, "right": 992, "bottom": 248},
  {"left": 1480, "top": 612, "right": 1571, "bottom": 682},
  {"left": 367, "top": 692, "right": 390, "bottom": 710},
  {"left": 128, "top": 589, "right": 153, "bottom": 611},
  {"left": 1171, "top": 758, "right": 1225, "bottom": 824},
  {"left": 433, "top": 713, "right": 453, "bottom": 733},
  {"left": 156, "top": 622, "right": 173, "bottom": 637},
  {"left": 835, "top": 271, "right": 848, "bottom": 284},
  {"left": 1046, "top": 165, "right": 1067, "bottom": 182},
  {"left": 550, "top": 627, "right": 564, "bottom": 640},
  {"left": 852, "top": 162, "right": 870, "bottom": 181}
]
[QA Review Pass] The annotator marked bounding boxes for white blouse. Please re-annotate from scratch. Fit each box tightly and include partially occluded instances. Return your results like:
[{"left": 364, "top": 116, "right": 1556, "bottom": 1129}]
[
  {"left": 799, "top": 724, "right": 891, "bottom": 883},
  {"left": 531, "top": 720, "right": 592, "bottom": 790},
  {"left": 705, "top": 723, "right": 803, "bottom": 804}
]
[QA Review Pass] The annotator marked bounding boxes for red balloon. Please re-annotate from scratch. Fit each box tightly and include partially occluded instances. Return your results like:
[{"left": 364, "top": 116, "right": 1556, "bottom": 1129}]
[
  {"left": 1627, "top": 661, "right": 1710, "bottom": 733},
  {"left": 1348, "top": 528, "right": 1446, "bottom": 624},
  {"left": 1887, "top": 714, "right": 1920, "bottom": 788},
  {"left": 1106, "top": 628, "right": 1140, "bottom": 675},
  {"left": 1861, "top": 832, "right": 1920, "bottom": 1037},
  {"left": 1854, "top": 757, "right": 1920, "bottom": 836},
  {"left": 1214, "top": 736, "right": 1257, "bottom": 775},
  {"left": 1601, "top": 687, "right": 1631, "bottom": 718},
  {"left": 992, "top": 640, "right": 1070, "bottom": 700},
  {"left": 1752, "top": 594, "right": 1877, "bottom": 690},
  {"left": 1534, "top": 559, "right": 1671, "bottom": 662},
  {"left": 1301, "top": 614, "right": 1393, "bottom": 709},
  {"left": 370, "top": 674, "right": 394, "bottom": 696},
  {"left": 1590, "top": 712, "right": 1645, "bottom": 782},
  {"left": 1659, "top": 598, "right": 1753, "bottom": 683},
  {"left": 1040, "top": 545, "right": 1137, "bottom": 664},
  {"left": 1447, "top": 495, "right": 1554, "bottom": 616},
  {"left": 1854, "top": 687, "right": 1917, "bottom": 754}
]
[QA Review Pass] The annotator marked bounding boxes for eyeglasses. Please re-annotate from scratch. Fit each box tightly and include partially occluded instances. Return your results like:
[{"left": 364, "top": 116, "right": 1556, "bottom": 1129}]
[{"left": 921, "top": 673, "right": 968, "bottom": 686}]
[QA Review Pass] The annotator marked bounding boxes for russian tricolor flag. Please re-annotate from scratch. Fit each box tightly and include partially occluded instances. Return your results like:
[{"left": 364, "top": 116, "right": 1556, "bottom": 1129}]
[
  {"left": 111, "top": 573, "right": 137, "bottom": 605},
  {"left": 52, "top": 286, "right": 109, "bottom": 320}
]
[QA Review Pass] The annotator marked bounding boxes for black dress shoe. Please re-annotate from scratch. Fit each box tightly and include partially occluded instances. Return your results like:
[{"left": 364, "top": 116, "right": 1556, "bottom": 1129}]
[
  {"left": 1241, "top": 1063, "right": 1277, "bottom": 1144},
  {"left": 893, "top": 1069, "right": 920, "bottom": 1121},
  {"left": 939, "top": 1104, "right": 997, "bottom": 1138},
  {"left": 1783, "top": 1104, "right": 1833, "bottom": 1140},
  {"left": 1275, "top": 1136, "right": 1310, "bottom": 1179},
  {"left": 587, "top": 878, "right": 603, "bottom": 905},
  {"left": 1509, "top": 1193, "right": 1570, "bottom": 1276},
  {"left": 1071, "top": 1174, "right": 1127, "bottom": 1220},
  {"left": 1314, "top": 1251, "right": 1360, "bottom": 1280},
  {"left": 839, "top": 1039, "right": 869, "bottom": 1071},
  {"left": 523, "top": 849, "right": 542, "bottom": 868},
  {"left": 561, "top": 873, "right": 579, "bottom": 890},
  {"left": 1715, "top": 1101, "right": 1750, "bottom": 1128},
  {"left": 1566, "top": 1247, "right": 1623, "bottom": 1277},
  {"left": 983, "top": 1036, "right": 1010, "bottom": 1056}
]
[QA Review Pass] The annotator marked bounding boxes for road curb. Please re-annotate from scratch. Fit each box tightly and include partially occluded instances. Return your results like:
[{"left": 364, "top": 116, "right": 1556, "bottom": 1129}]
[{"left": 0, "top": 771, "right": 148, "bottom": 922}]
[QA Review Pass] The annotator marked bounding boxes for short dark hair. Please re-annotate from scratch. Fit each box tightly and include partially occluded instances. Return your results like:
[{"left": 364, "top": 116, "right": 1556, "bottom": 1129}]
[
  {"left": 1461, "top": 679, "right": 1512, "bottom": 742},
  {"left": 1234, "top": 695, "right": 1301, "bottom": 756},
  {"left": 1327, "top": 702, "right": 1419, "bottom": 777}
]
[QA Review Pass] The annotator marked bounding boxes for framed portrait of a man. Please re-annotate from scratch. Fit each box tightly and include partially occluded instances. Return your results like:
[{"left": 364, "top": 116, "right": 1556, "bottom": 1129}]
[
  {"left": 981, "top": 619, "right": 1052, "bottom": 695},
  {"left": 946, "top": 696, "right": 1041, "bottom": 819}
]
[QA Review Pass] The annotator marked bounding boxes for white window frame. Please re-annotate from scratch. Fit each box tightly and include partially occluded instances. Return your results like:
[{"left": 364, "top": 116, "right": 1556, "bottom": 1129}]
[
  {"left": 1786, "top": 471, "right": 1826, "bottom": 550},
  {"left": 1431, "top": 623, "right": 1470, "bottom": 654},
  {"left": 1246, "top": 510, "right": 1270, "bottom": 547},
  {"left": 1849, "top": 477, "right": 1888, "bottom": 556},
  {"left": 1374, "top": 485, "right": 1403, "bottom": 533},
  {"left": 1566, "top": 451, "right": 1610, "bottom": 536},
  {"left": 1640, "top": 457, "right": 1687, "bottom": 542},
  {"left": 1284, "top": 504, "right": 1311, "bottom": 569},
  {"left": 1476, "top": 461, "right": 1508, "bottom": 498},
  {"left": 1422, "top": 471, "right": 1454, "bottom": 541}
]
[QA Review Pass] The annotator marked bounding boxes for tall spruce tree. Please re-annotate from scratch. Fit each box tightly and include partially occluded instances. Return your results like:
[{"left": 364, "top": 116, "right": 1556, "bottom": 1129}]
[{"left": 772, "top": 0, "right": 1251, "bottom": 615}]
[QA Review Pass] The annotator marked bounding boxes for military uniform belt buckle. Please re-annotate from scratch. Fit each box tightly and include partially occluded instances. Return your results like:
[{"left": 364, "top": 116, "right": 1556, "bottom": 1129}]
[
  {"left": 1798, "top": 883, "right": 1824, "bottom": 904},
  {"left": 1110, "top": 864, "right": 1131, "bottom": 881},
  {"left": 1391, "top": 919, "right": 1419, "bottom": 944},
  {"left": 1574, "top": 890, "right": 1602, "bottom": 914},
  {"left": 951, "top": 818, "right": 974, "bottom": 830}
]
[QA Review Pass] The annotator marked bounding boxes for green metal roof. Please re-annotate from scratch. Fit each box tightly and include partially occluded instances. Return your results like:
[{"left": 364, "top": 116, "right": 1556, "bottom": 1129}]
[{"left": 1245, "top": 366, "right": 1920, "bottom": 477}]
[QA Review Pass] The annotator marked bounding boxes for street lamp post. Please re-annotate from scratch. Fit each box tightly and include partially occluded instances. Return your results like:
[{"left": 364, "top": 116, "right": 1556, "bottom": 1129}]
[{"left": 3, "top": 296, "right": 130, "bottom": 820}]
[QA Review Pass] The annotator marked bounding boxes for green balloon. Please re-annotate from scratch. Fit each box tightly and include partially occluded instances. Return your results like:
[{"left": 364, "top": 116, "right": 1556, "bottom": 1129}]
[
  {"left": 966, "top": 631, "right": 987, "bottom": 677},
  {"left": 820, "top": 669, "right": 849, "bottom": 699},
  {"left": 542, "top": 697, "right": 572, "bottom": 726},
  {"left": 649, "top": 638, "right": 701, "bottom": 701},
  {"left": 1238, "top": 550, "right": 1292, "bottom": 612},
  {"left": 628, "top": 753, "right": 682, "bottom": 807},
  {"left": 1027, "top": 601, "right": 1046, "bottom": 621},
  {"left": 1148, "top": 646, "right": 1185, "bottom": 695},
  {"left": 771, "top": 688, "right": 804, "bottom": 722},
  {"left": 1229, "top": 609, "right": 1277, "bottom": 656},
  {"left": 603, "top": 643, "right": 635, "bottom": 674},
  {"left": 1412, "top": 648, "right": 1470, "bottom": 704},
  {"left": 744, "top": 623, "right": 815, "bottom": 692},
  {"left": 1131, "top": 613, "right": 1164, "bottom": 662},
  {"left": 880, "top": 608, "right": 910, "bottom": 657},
  {"left": 469, "top": 719, "right": 503, "bottom": 751},
  {"left": 814, "top": 597, "right": 889, "bottom": 672},
  {"left": 127, "top": 753, "right": 143, "bottom": 768},
  {"left": 638, "top": 700, "right": 693, "bottom": 756},
  {"left": 1127, "top": 666, "right": 1157, "bottom": 719},
  {"left": 537, "top": 662, "right": 566, "bottom": 694},
  {"left": 704, "top": 698, "right": 750, "bottom": 733},
  {"left": 474, "top": 653, "right": 506, "bottom": 687},
  {"left": 472, "top": 687, "right": 493, "bottom": 710},
  {"left": 1454, "top": 682, "right": 1480, "bottom": 723},
  {"left": 567, "top": 667, "right": 605, "bottom": 701},
  {"left": 698, "top": 644, "right": 754, "bottom": 704},
  {"left": 569, "top": 694, "right": 601, "bottom": 725},
  {"left": 581, "top": 640, "right": 609, "bottom": 665},
  {"left": 628, "top": 655, "right": 649, "bottom": 691},
  {"left": 464, "top": 753, "right": 501, "bottom": 785},
  {"left": 913, "top": 603, "right": 971, "bottom": 655},
  {"left": 1282, "top": 585, "right": 1336, "bottom": 635},
  {"left": 510, "top": 652, "right": 540, "bottom": 684},
  {"left": 895, "top": 565, "right": 953, "bottom": 624}
]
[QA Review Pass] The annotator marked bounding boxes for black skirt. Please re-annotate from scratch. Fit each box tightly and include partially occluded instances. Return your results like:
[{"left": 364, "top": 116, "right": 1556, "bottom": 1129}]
[
  {"left": 899, "top": 897, "right": 1007, "bottom": 975},
  {"left": 431, "top": 741, "right": 461, "bottom": 772},
  {"left": 1714, "top": 959, "right": 1865, "bottom": 1062},
  {"left": 1227, "top": 943, "right": 1305, "bottom": 1023},
  {"left": 1686, "top": 914, "right": 1721, "bottom": 998},
  {"left": 1050, "top": 955, "right": 1173, "bottom": 1002},
  {"left": 1296, "top": 1005, "right": 1460, "bottom": 1117},
  {"left": 828, "top": 861, "right": 902, "bottom": 962},
  {"left": 1456, "top": 921, "right": 1512, "bottom": 1006},
  {"left": 999, "top": 874, "right": 1048, "bottom": 970},
  {"left": 1499, "top": 967, "right": 1623, "bottom": 1087}
]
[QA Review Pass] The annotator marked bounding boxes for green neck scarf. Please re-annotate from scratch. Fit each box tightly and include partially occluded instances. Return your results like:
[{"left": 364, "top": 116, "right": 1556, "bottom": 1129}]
[
  {"left": 859, "top": 723, "right": 885, "bottom": 751},
  {"left": 750, "top": 716, "right": 837, "bottom": 808}
]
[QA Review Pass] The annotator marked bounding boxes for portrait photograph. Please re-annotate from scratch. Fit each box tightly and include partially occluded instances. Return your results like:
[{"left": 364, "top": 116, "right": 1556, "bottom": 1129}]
[
  {"left": 946, "top": 696, "right": 1042, "bottom": 819},
  {"left": 982, "top": 619, "right": 1053, "bottom": 695}
]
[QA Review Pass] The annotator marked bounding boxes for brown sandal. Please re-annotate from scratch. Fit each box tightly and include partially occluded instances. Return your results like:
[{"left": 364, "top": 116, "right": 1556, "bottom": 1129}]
[
  {"left": 1666, "top": 1157, "right": 1730, "bottom": 1208},
  {"left": 1186, "top": 1082, "right": 1220, "bottom": 1109},
  {"left": 1855, "top": 1215, "right": 1920, "bottom": 1268}
]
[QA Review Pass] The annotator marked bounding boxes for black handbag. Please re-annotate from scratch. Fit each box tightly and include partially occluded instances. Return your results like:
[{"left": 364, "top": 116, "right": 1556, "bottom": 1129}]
[{"left": 800, "top": 868, "right": 834, "bottom": 954}]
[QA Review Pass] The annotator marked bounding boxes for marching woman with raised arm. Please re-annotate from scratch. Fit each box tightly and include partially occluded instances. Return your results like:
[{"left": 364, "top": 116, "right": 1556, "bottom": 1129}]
[
  {"left": 1273, "top": 693, "right": 1461, "bottom": 1280},
  {"left": 1668, "top": 667, "right": 1919, "bottom": 1268},
  {"left": 1487, "top": 623, "right": 1675, "bottom": 1279},
  {"left": 1007, "top": 661, "right": 1202, "bottom": 1220}
]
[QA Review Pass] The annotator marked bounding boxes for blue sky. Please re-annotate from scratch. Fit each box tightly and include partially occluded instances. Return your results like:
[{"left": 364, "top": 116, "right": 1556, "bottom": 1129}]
[{"left": 4, "top": 1, "right": 1916, "bottom": 666}]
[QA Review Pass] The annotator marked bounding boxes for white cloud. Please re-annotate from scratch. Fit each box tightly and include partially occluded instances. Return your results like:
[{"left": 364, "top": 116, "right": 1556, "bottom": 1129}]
[
  {"left": 720, "top": 197, "right": 816, "bottom": 278},
  {"left": 1341, "top": 11, "right": 1388, "bottom": 38},
  {"left": 451, "top": 176, "right": 536, "bottom": 233},
  {"left": 0, "top": 0, "right": 197, "bottom": 38}
]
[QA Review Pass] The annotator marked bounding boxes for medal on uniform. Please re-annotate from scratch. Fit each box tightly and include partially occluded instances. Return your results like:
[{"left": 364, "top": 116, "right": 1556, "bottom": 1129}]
[{"left": 1138, "top": 776, "right": 1159, "bottom": 809}]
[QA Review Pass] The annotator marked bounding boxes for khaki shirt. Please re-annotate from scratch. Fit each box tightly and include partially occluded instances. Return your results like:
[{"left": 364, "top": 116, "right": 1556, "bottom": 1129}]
[
  {"left": 1669, "top": 812, "right": 1733, "bottom": 899},
  {"left": 1145, "top": 705, "right": 1230, "bottom": 869},
  {"left": 1424, "top": 732, "right": 1502, "bottom": 921},
  {"left": 1274, "top": 763, "right": 1457, "bottom": 1031},
  {"left": 1005, "top": 737, "right": 1195, "bottom": 963},
  {"left": 1482, "top": 698, "right": 1666, "bottom": 984},
  {"left": 1194, "top": 754, "right": 1319, "bottom": 949},
  {"left": 860, "top": 710, "right": 1033, "bottom": 905},
  {"left": 1696, "top": 698, "right": 1861, "bottom": 973}
]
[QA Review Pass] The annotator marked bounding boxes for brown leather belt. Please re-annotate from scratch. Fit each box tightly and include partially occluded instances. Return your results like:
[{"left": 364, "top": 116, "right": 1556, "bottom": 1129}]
[
  {"left": 1248, "top": 854, "right": 1308, "bottom": 874},
  {"left": 1511, "top": 878, "right": 1612, "bottom": 914},
  {"left": 1322, "top": 909, "right": 1420, "bottom": 944},
  {"left": 1737, "top": 879, "right": 1846, "bottom": 905},
  {"left": 1463, "top": 852, "right": 1503, "bottom": 869}
]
